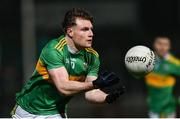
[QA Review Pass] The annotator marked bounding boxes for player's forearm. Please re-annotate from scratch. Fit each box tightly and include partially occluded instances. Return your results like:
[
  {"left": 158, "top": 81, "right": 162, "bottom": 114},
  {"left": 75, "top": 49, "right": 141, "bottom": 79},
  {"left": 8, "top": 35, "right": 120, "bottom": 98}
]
[
  {"left": 85, "top": 89, "right": 108, "bottom": 103},
  {"left": 49, "top": 68, "right": 95, "bottom": 96},
  {"left": 56, "top": 80, "right": 94, "bottom": 96}
]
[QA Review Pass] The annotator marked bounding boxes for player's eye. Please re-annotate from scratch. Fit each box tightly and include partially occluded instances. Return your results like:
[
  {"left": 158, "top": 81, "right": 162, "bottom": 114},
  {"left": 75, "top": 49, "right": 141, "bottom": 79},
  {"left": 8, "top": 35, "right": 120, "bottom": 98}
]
[{"left": 81, "top": 27, "right": 90, "bottom": 31}]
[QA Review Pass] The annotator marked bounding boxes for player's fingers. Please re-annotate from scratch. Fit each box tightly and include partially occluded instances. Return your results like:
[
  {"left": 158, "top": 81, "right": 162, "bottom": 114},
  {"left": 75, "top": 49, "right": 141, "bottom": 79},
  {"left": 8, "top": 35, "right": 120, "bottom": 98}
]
[{"left": 101, "top": 70, "right": 109, "bottom": 76}]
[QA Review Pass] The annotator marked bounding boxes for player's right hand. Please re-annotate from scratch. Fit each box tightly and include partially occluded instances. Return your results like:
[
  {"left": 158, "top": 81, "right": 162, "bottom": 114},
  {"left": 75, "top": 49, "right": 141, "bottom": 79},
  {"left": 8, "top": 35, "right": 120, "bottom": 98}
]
[{"left": 92, "top": 71, "right": 120, "bottom": 89}]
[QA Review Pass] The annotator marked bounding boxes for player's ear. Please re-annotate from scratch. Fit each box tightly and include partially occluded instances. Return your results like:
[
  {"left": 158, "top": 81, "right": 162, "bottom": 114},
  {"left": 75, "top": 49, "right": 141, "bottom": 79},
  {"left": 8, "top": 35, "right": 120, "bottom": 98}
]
[{"left": 67, "top": 27, "right": 73, "bottom": 38}]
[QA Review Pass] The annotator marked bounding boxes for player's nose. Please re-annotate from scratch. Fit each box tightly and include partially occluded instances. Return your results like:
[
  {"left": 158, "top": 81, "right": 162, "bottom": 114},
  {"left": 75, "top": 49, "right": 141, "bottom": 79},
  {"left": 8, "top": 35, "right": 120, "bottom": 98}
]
[{"left": 89, "top": 29, "right": 93, "bottom": 37}]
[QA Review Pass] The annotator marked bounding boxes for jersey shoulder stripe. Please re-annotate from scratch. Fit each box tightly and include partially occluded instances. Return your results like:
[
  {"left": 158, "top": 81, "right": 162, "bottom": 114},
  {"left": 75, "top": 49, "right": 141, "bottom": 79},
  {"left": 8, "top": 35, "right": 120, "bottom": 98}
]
[
  {"left": 55, "top": 38, "right": 65, "bottom": 49},
  {"left": 56, "top": 40, "right": 66, "bottom": 51},
  {"left": 54, "top": 37, "right": 67, "bottom": 51},
  {"left": 166, "top": 54, "right": 180, "bottom": 65},
  {"left": 54, "top": 35, "right": 65, "bottom": 48},
  {"left": 58, "top": 41, "right": 67, "bottom": 51},
  {"left": 85, "top": 48, "right": 99, "bottom": 57}
]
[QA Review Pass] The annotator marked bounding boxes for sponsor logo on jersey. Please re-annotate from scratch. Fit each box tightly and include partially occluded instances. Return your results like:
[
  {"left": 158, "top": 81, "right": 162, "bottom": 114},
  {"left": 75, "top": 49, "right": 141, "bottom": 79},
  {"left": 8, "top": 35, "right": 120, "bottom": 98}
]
[{"left": 83, "top": 62, "right": 88, "bottom": 70}]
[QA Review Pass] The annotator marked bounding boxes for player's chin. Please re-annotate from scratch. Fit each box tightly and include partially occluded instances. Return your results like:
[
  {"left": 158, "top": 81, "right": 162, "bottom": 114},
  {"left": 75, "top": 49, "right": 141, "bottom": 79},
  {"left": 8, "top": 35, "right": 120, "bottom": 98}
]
[{"left": 84, "top": 43, "right": 92, "bottom": 48}]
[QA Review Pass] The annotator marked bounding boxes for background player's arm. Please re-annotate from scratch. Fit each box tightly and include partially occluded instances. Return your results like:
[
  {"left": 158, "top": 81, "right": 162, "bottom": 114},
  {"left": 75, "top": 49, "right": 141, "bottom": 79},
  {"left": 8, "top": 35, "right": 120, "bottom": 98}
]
[
  {"left": 85, "top": 76, "right": 108, "bottom": 103},
  {"left": 48, "top": 67, "right": 94, "bottom": 96}
]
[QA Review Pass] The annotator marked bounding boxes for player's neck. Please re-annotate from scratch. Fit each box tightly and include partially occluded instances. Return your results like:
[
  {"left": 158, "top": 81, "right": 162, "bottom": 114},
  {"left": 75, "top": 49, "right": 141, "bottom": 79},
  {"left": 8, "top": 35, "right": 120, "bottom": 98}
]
[{"left": 65, "top": 36, "right": 81, "bottom": 54}]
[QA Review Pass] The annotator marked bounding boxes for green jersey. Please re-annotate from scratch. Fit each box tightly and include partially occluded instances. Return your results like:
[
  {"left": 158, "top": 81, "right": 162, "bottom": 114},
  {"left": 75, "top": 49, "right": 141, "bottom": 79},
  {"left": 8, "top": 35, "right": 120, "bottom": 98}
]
[
  {"left": 145, "top": 54, "right": 180, "bottom": 114},
  {"left": 16, "top": 35, "right": 100, "bottom": 115}
]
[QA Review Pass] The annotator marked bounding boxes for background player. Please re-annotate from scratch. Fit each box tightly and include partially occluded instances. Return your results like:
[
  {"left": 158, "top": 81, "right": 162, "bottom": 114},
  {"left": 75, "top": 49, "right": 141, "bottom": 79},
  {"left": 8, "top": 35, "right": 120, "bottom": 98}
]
[
  {"left": 11, "top": 8, "right": 125, "bottom": 118},
  {"left": 145, "top": 36, "right": 180, "bottom": 118}
]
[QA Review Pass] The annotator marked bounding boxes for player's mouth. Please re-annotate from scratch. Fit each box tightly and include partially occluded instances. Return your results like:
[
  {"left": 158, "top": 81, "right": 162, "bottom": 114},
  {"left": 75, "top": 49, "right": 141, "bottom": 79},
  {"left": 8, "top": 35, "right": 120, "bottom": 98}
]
[{"left": 87, "top": 39, "right": 92, "bottom": 43}]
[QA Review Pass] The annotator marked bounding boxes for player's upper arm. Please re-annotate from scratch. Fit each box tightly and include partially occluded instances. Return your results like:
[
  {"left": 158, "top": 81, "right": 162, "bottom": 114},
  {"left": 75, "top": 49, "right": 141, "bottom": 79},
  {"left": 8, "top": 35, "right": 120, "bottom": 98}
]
[
  {"left": 39, "top": 44, "right": 70, "bottom": 94},
  {"left": 48, "top": 67, "right": 71, "bottom": 96}
]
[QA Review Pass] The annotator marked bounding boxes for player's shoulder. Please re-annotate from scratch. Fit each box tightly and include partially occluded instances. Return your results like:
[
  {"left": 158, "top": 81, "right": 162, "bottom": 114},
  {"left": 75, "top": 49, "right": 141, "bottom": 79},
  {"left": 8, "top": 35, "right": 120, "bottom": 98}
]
[
  {"left": 85, "top": 47, "right": 99, "bottom": 58},
  {"left": 44, "top": 35, "right": 66, "bottom": 51},
  {"left": 41, "top": 35, "right": 66, "bottom": 59},
  {"left": 54, "top": 35, "right": 67, "bottom": 51},
  {"left": 166, "top": 53, "right": 180, "bottom": 65}
]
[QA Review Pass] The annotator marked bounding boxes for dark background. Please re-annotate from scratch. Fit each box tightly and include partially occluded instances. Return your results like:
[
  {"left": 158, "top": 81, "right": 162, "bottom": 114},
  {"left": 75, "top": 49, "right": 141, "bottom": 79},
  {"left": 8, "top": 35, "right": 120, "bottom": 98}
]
[{"left": 0, "top": 0, "right": 180, "bottom": 117}]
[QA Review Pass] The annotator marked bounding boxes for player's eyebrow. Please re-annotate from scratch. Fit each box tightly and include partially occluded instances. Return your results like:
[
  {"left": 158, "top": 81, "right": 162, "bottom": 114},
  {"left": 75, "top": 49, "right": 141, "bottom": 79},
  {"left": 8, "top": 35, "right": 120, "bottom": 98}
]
[{"left": 81, "top": 26, "right": 93, "bottom": 31}]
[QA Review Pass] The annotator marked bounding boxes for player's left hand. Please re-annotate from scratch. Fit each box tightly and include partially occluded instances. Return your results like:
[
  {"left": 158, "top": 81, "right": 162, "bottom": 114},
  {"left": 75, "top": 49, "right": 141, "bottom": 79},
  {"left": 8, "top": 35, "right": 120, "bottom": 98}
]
[
  {"left": 105, "top": 86, "right": 126, "bottom": 104},
  {"left": 100, "top": 78, "right": 126, "bottom": 104}
]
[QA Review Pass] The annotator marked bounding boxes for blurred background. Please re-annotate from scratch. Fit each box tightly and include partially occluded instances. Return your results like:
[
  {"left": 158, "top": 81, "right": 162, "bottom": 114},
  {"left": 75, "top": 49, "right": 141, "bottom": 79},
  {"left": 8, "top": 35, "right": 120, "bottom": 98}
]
[{"left": 0, "top": 0, "right": 180, "bottom": 117}]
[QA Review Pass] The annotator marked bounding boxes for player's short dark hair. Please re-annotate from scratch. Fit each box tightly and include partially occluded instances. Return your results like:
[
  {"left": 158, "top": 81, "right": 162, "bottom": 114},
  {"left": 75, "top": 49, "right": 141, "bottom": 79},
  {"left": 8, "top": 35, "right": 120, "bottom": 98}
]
[
  {"left": 154, "top": 35, "right": 171, "bottom": 43},
  {"left": 62, "top": 8, "right": 93, "bottom": 33}
]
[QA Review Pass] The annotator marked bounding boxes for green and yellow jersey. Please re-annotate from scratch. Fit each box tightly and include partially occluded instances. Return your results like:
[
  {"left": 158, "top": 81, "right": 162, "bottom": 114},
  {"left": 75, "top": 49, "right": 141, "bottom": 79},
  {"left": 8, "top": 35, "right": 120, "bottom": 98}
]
[
  {"left": 145, "top": 53, "right": 180, "bottom": 115},
  {"left": 15, "top": 35, "right": 100, "bottom": 115}
]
